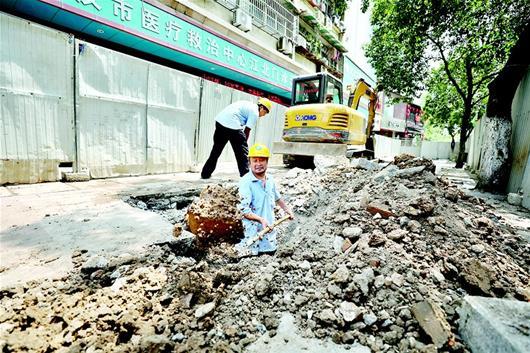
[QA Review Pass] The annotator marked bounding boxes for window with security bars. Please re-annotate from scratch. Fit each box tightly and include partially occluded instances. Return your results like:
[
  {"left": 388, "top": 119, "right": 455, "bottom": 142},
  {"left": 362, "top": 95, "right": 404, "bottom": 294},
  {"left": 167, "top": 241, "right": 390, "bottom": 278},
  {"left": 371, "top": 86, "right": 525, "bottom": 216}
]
[{"left": 215, "top": 0, "right": 297, "bottom": 40}]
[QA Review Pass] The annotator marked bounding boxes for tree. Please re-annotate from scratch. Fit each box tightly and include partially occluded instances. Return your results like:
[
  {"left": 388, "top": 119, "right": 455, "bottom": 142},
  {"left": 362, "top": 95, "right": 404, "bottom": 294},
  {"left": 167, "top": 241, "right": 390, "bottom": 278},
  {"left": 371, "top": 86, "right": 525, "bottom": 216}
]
[
  {"left": 478, "top": 22, "right": 530, "bottom": 191},
  {"left": 423, "top": 66, "right": 486, "bottom": 150},
  {"left": 362, "top": 0, "right": 530, "bottom": 168}
]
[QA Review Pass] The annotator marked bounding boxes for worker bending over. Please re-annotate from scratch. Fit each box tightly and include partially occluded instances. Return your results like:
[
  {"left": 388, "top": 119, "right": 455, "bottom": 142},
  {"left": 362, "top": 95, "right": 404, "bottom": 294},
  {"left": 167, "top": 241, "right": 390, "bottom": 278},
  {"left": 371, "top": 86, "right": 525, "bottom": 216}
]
[
  {"left": 236, "top": 143, "right": 293, "bottom": 256},
  {"left": 201, "top": 97, "right": 272, "bottom": 179}
]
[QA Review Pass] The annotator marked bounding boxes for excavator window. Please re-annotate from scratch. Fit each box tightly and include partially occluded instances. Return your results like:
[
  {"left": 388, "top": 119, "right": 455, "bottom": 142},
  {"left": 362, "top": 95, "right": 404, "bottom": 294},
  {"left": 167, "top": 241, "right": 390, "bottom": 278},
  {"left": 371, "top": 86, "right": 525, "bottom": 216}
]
[{"left": 294, "top": 79, "right": 321, "bottom": 105}]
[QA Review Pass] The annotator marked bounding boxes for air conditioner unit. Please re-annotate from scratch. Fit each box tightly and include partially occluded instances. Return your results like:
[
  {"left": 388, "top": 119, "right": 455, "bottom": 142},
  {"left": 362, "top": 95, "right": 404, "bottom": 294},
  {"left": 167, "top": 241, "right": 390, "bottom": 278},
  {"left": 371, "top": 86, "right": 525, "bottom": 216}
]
[
  {"left": 278, "top": 36, "right": 293, "bottom": 55},
  {"left": 294, "top": 34, "right": 307, "bottom": 49},
  {"left": 233, "top": 9, "right": 252, "bottom": 32}
]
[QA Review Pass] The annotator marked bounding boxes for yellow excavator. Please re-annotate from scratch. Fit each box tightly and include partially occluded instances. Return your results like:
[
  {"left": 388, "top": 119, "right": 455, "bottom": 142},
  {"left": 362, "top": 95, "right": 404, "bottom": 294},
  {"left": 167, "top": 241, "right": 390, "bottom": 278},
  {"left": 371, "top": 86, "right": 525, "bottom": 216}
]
[{"left": 273, "top": 72, "right": 379, "bottom": 167}]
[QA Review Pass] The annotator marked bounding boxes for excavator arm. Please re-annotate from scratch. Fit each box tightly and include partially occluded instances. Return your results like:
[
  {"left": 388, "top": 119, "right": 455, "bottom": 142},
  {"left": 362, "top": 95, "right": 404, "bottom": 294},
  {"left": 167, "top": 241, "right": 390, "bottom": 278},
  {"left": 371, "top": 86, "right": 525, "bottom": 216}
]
[{"left": 348, "top": 79, "right": 378, "bottom": 138}]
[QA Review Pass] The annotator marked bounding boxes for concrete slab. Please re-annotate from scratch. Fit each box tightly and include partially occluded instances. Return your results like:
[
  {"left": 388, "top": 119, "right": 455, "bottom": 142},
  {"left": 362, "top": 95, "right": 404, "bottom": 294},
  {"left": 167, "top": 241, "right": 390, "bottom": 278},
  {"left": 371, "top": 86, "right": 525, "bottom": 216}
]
[
  {"left": 0, "top": 201, "right": 173, "bottom": 288},
  {"left": 458, "top": 296, "right": 530, "bottom": 353},
  {"left": 245, "top": 313, "right": 370, "bottom": 353}
]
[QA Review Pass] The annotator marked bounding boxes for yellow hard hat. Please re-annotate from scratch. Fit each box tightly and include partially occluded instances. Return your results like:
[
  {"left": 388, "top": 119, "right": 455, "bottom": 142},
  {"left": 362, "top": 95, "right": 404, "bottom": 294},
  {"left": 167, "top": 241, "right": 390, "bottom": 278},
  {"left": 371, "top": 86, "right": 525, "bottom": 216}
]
[
  {"left": 257, "top": 97, "right": 272, "bottom": 113},
  {"left": 248, "top": 143, "right": 271, "bottom": 158}
]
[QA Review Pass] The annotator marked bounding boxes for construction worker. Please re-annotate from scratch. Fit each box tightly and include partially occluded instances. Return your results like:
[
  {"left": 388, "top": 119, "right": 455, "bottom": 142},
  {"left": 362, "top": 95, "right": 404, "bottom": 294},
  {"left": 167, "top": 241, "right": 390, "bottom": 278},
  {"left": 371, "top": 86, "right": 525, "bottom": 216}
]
[
  {"left": 235, "top": 143, "right": 294, "bottom": 256},
  {"left": 201, "top": 97, "right": 272, "bottom": 179}
]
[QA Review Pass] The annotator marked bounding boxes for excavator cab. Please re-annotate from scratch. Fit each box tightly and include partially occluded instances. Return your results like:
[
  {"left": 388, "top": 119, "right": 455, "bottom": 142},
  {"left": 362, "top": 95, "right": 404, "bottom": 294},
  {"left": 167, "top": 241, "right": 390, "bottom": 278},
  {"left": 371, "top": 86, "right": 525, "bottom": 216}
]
[
  {"left": 274, "top": 72, "right": 378, "bottom": 167},
  {"left": 291, "top": 72, "right": 344, "bottom": 105}
]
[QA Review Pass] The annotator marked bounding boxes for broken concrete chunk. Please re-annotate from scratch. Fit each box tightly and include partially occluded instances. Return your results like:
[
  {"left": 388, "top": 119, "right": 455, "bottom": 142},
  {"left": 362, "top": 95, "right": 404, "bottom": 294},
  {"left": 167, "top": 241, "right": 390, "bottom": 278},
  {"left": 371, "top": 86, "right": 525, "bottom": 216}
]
[
  {"left": 460, "top": 259, "right": 493, "bottom": 295},
  {"left": 373, "top": 165, "right": 399, "bottom": 182},
  {"left": 458, "top": 296, "right": 530, "bottom": 353},
  {"left": 331, "top": 265, "right": 350, "bottom": 284},
  {"left": 317, "top": 309, "right": 338, "bottom": 325},
  {"left": 343, "top": 226, "right": 363, "bottom": 239},
  {"left": 194, "top": 302, "right": 216, "bottom": 319},
  {"left": 387, "top": 229, "right": 408, "bottom": 241},
  {"left": 350, "top": 158, "right": 380, "bottom": 171},
  {"left": 412, "top": 300, "right": 453, "bottom": 349},
  {"left": 338, "top": 301, "right": 363, "bottom": 322},
  {"left": 395, "top": 166, "right": 426, "bottom": 177}
]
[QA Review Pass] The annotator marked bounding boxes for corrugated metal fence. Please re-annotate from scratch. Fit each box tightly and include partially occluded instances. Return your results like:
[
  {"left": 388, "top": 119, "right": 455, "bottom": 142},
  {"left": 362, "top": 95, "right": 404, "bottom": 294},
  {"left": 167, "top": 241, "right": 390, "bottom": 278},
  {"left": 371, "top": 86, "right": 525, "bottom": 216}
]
[
  {"left": 0, "top": 12, "right": 287, "bottom": 184},
  {"left": 0, "top": 13, "right": 75, "bottom": 184}
]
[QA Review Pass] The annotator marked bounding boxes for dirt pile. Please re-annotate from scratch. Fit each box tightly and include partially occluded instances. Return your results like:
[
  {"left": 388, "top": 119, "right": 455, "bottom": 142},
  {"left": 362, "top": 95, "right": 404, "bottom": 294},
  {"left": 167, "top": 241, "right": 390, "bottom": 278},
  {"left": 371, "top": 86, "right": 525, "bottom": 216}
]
[
  {"left": 1, "top": 156, "right": 528, "bottom": 352},
  {"left": 186, "top": 185, "right": 243, "bottom": 246}
]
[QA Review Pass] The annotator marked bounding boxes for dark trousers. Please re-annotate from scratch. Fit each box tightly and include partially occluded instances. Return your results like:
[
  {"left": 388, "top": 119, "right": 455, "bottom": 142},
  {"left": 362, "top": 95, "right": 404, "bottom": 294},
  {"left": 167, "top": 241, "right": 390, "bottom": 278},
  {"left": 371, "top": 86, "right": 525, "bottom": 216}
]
[{"left": 201, "top": 122, "right": 249, "bottom": 178}]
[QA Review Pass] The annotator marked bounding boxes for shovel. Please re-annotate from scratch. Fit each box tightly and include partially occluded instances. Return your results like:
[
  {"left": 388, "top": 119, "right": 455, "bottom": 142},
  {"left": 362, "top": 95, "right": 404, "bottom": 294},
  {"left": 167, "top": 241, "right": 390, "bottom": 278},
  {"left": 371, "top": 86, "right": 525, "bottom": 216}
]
[{"left": 236, "top": 215, "right": 291, "bottom": 257}]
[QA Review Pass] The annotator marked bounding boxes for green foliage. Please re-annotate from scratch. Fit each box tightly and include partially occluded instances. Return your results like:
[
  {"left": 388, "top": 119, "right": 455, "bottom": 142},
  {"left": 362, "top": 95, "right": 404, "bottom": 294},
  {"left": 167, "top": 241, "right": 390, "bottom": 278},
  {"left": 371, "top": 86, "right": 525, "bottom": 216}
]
[
  {"left": 423, "top": 121, "right": 455, "bottom": 142},
  {"left": 330, "top": 0, "right": 349, "bottom": 19},
  {"left": 362, "top": 0, "right": 530, "bottom": 166}
]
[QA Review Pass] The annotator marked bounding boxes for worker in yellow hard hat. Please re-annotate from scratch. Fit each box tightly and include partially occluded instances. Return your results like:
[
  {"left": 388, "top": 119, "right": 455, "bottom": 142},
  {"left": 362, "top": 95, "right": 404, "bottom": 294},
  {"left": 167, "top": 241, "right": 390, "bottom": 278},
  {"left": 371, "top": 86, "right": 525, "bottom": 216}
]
[
  {"left": 201, "top": 97, "right": 273, "bottom": 179},
  {"left": 235, "top": 143, "right": 294, "bottom": 256}
]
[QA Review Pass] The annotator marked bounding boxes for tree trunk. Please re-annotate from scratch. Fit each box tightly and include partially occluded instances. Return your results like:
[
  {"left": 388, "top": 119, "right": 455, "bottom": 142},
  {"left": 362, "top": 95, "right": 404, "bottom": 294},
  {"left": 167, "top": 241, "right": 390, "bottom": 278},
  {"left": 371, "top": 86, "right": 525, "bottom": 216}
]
[
  {"left": 478, "top": 22, "right": 530, "bottom": 191},
  {"left": 455, "top": 109, "right": 471, "bottom": 168}
]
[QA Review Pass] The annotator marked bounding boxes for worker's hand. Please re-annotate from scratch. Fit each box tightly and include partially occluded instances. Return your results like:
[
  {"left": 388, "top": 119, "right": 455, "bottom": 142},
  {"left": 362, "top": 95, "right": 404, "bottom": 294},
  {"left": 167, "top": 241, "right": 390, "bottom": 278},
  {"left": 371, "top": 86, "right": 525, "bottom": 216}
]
[
  {"left": 259, "top": 218, "right": 270, "bottom": 231},
  {"left": 286, "top": 210, "right": 295, "bottom": 220}
]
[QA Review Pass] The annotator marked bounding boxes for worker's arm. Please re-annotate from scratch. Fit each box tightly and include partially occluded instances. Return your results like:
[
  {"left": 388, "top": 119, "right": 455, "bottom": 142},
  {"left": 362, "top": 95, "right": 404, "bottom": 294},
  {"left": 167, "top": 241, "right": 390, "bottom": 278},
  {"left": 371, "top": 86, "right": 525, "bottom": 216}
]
[
  {"left": 239, "top": 178, "right": 268, "bottom": 228},
  {"left": 243, "top": 212, "right": 268, "bottom": 229},
  {"left": 244, "top": 127, "right": 251, "bottom": 140},
  {"left": 276, "top": 198, "right": 294, "bottom": 219}
]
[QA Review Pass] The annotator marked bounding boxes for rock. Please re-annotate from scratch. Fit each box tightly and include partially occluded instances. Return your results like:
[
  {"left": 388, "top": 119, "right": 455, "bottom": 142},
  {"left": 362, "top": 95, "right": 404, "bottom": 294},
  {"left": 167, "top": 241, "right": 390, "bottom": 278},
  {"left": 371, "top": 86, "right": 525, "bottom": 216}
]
[
  {"left": 395, "top": 166, "right": 426, "bottom": 177},
  {"left": 334, "top": 214, "right": 350, "bottom": 223},
  {"left": 408, "top": 220, "right": 422, "bottom": 232},
  {"left": 343, "top": 226, "right": 363, "bottom": 239},
  {"left": 423, "top": 171, "right": 437, "bottom": 184},
  {"left": 351, "top": 158, "right": 380, "bottom": 171},
  {"left": 470, "top": 244, "right": 485, "bottom": 254},
  {"left": 366, "top": 202, "right": 395, "bottom": 218},
  {"left": 363, "top": 312, "right": 378, "bottom": 326},
  {"left": 460, "top": 259, "right": 493, "bottom": 295},
  {"left": 390, "top": 273, "right": 404, "bottom": 287},
  {"left": 434, "top": 225, "right": 448, "bottom": 235},
  {"left": 333, "top": 236, "right": 345, "bottom": 254},
  {"left": 195, "top": 302, "right": 216, "bottom": 319},
  {"left": 373, "top": 165, "right": 399, "bottom": 182},
  {"left": 180, "top": 293, "right": 193, "bottom": 309},
  {"left": 411, "top": 300, "right": 453, "bottom": 349},
  {"left": 331, "top": 265, "right": 350, "bottom": 284},
  {"left": 299, "top": 260, "right": 312, "bottom": 270},
  {"left": 506, "top": 193, "right": 523, "bottom": 206},
  {"left": 338, "top": 301, "right": 363, "bottom": 322},
  {"left": 286, "top": 168, "right": 303, "bottom": 179},
  {"left": 317, "top": 309, "right": 338, "bottom": 325},
  {"left": 387, "top": 229, "right": 407, "bottom": 241},
  {"left": 327, "top": 283, "right": 342, "bottom": 297},
  {"left": 81, "top": 255, "right": 109, "bottom": 273},
  {"left": 369, "top": 231, "right": 386, "bottom": 247},
  {"left": 255, "top": 274, "right": 273, "bottom": 297},
  {"left": 140, "top": 335, "right": 174, "bottom": 352},
  {"left": 352, "top": 268, "right": 375, "bottom": 295},
  {"left": 431, "top": 268, "right": 445, "bottom": 283}
]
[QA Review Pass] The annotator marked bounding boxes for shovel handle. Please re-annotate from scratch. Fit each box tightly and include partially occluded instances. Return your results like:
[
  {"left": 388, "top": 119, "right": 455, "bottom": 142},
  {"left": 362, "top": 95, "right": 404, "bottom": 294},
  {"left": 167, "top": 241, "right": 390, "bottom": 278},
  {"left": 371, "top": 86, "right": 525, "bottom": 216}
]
[{"left": 244, "top": 215, "right": 291, "bottom": 247}]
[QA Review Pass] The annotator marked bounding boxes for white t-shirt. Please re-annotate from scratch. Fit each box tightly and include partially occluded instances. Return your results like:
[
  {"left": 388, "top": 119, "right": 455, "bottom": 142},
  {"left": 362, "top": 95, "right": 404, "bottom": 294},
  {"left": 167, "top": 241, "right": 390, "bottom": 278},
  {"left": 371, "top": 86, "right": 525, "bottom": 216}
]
[{"left": 215, "top": 101, "right": 259, "bottom": 130}]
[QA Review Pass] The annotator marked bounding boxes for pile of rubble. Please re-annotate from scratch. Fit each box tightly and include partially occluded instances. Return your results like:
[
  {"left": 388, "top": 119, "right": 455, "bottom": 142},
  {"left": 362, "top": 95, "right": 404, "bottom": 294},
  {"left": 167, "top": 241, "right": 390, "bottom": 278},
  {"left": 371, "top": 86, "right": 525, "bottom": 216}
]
[{"left": 1, "top": 155, "right": 528, "bottom": 352}]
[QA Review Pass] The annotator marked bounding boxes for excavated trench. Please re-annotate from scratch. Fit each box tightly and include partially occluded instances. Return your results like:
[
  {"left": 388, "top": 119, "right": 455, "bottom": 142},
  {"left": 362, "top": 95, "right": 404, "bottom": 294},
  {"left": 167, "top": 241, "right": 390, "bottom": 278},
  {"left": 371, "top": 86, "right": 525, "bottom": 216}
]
[{"left": 125, "top": 187, "right": 203, "bottom": 225}]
